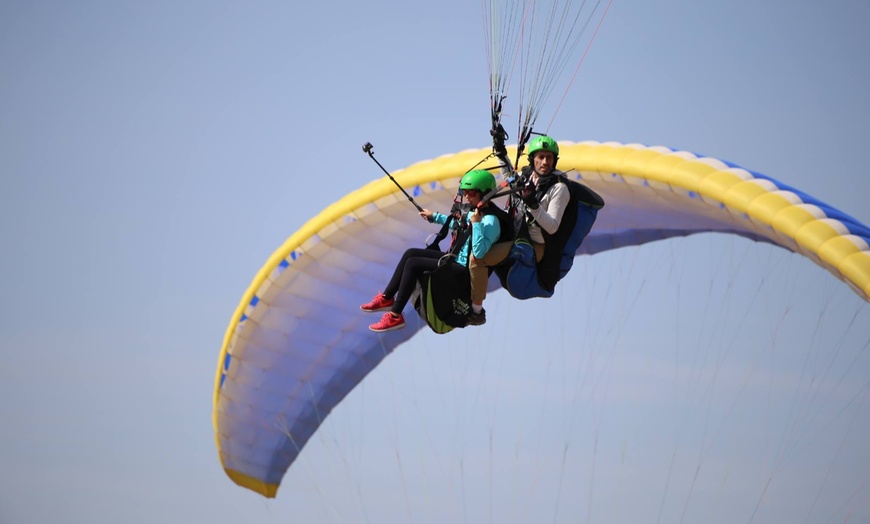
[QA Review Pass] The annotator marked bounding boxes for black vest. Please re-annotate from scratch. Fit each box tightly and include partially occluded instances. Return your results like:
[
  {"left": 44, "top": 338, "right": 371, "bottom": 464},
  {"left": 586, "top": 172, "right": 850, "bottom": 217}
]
[
  {"left": 535, "top": 175, "right": 605, "bottom": 291},
  {"left": 449, "top": 204, "right": 513, "bottom": 258}
]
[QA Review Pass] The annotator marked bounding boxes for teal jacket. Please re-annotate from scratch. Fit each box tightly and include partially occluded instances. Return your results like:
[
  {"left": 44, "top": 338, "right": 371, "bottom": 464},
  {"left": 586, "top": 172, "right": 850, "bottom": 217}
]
[{"left": 432, "top": 209, "right": 501, "bottom": 267}]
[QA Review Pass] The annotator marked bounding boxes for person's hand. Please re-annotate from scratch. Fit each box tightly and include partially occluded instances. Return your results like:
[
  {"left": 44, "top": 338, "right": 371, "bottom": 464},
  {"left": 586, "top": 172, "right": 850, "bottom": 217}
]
[
  {"left": 521, "top": 184, "right": 539, "bottom": 210},
  {"left": 420, "top": 209, "right": 434, "bottom": 222},
  {"left": 470, "top": 208, "right": 482, "bottom": 223},
  {"left": 493, "top": 139, "right": 508, "bottom": 158},
  {"left": 491, "top": 125, "right": 508, "bottom": 158}
]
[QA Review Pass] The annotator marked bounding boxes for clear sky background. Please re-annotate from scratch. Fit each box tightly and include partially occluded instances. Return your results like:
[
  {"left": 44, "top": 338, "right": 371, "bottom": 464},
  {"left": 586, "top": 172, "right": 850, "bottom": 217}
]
[{"left": 2, "top": 1, "right": 870, "bottom": 523}]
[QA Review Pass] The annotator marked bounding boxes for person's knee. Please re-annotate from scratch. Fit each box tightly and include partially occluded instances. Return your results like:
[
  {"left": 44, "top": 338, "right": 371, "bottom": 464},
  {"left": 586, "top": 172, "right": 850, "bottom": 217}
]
[{"left": 482, "top": 242, "right": 511, "bottom": 266}]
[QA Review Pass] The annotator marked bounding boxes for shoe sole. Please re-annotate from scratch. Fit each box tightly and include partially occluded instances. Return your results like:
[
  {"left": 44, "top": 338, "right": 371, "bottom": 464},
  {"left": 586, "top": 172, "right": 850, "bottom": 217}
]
[
  {"left": 467, "top": 315, "right": 486, "bottom": 326},
  {"left": 369, "top": 323, "right": 406, "bottom": 332},
  {"left": 360, "top": 305, "right": 394, "bottom": 312}
]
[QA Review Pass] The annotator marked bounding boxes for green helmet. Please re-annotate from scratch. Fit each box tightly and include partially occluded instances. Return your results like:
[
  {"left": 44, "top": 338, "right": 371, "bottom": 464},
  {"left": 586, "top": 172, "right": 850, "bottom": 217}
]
[
  {"left": 460, "top": 169, "right": 497, "bottom": 193},
  {"left": 527, "top": 135, "right": 559, "bottom": 159}
]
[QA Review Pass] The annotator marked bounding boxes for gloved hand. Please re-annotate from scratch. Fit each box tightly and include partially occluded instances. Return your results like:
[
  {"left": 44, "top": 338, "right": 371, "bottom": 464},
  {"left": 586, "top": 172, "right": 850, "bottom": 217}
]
[
  {"left": 491, "top": 125, "right": 508, "bottom": 158},
  {"left": 521, "top": 184, "right": 539, "bottom": 210}
]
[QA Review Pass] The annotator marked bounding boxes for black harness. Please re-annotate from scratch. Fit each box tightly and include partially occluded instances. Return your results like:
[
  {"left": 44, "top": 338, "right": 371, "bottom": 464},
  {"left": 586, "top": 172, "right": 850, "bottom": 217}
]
[
  {"left": 427, "top": 203, "right": 512, "bottom": 257},
  {"left": 450, "top": 205, "right": 512, "bottom": 256}
]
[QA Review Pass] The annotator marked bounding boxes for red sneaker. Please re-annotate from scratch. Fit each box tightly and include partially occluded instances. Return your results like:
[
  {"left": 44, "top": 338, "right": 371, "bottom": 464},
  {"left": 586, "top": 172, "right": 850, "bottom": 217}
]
[
  {"left": 360, "top": 292, "right": 395, "bottom": 312},
  {"left": 369, "top": 312, "right": 405, "bottom": 332}
]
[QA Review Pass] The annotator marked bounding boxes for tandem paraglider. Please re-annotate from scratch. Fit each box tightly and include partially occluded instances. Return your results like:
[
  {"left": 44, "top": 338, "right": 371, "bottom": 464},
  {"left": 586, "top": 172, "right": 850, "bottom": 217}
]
[
  {"left": 211, "top": 0, "right": 870, "bottom": 501},
  {"left": 212, "top": 140, "right": 870, "bottom": 497},
  {"left": 357, "top": 136, "right": 604, "bottom": 335}
]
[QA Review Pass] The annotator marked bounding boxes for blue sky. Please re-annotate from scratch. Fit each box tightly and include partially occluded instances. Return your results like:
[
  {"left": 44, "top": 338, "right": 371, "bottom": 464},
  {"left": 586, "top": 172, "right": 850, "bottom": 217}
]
[{"left": 2, "top": 1, "right": 869, "bottom": 523}]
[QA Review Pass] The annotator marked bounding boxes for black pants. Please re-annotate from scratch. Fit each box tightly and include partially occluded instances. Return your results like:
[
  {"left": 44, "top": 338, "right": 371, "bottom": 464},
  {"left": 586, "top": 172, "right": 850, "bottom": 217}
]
[{"left": 384, "top": 248, "right": 455, "bottom": 315}]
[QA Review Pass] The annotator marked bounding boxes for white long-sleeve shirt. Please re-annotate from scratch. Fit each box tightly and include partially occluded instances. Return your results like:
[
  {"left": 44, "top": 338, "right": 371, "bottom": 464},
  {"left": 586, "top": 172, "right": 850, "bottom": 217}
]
[
  {"left": 494, "top": 152, "right": 570, "bottom": 244},
  {"left": 526, "top": 172, "right": 570, "bottom": 243}
]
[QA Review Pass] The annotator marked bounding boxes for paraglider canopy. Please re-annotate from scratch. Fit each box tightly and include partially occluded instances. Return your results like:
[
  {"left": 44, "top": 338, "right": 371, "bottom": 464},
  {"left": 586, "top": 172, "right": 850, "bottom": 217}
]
[{"left": 213, "top": 140, "right": 870, "bottom": 497}]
